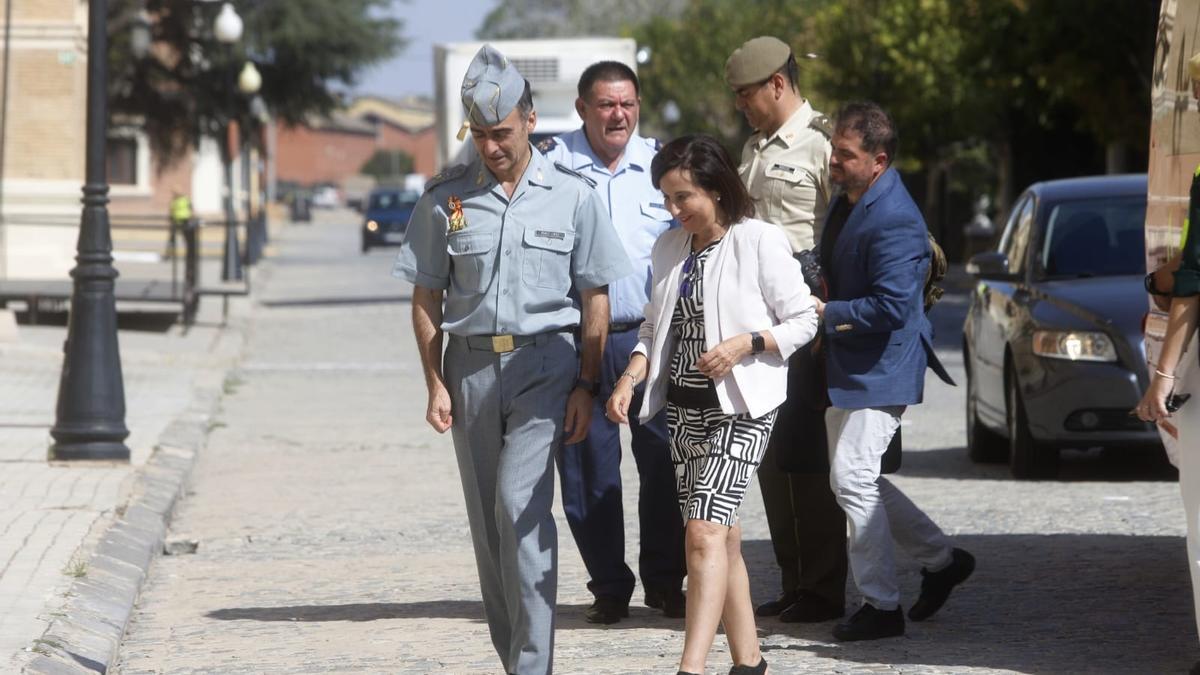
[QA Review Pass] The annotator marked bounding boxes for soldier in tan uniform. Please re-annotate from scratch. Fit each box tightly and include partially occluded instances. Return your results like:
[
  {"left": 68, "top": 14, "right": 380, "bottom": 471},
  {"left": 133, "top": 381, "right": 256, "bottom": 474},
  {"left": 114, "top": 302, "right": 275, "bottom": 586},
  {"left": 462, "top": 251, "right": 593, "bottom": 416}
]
[{"left": 725, "top": 35, "right": 848, "bottom": 625}]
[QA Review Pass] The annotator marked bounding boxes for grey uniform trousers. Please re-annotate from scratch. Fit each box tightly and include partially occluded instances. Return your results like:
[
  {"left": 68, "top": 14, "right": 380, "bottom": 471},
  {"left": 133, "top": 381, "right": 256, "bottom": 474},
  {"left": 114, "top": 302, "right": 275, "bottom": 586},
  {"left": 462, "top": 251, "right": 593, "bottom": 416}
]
[{"left": 445, "top": 332, "right": 576, "bottom": 675}]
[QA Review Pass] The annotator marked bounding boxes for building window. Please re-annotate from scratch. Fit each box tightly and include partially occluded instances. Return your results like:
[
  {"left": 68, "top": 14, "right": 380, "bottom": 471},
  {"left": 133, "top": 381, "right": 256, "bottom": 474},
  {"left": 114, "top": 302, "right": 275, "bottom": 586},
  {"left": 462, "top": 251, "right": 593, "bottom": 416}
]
[{"left": 107, "top": 137, "right": 138, "bottom": 185}]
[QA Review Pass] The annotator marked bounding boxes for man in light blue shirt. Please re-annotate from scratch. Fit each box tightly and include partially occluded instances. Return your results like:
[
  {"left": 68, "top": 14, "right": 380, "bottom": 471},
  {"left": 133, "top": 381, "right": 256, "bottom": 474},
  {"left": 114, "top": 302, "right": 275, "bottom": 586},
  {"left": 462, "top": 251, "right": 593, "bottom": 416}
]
[
  {"left": 539, "top": 61, "right": 686, "bottom": 625},
  {"left": 395, "top": 45, "right": 632, "bottom": 675}
]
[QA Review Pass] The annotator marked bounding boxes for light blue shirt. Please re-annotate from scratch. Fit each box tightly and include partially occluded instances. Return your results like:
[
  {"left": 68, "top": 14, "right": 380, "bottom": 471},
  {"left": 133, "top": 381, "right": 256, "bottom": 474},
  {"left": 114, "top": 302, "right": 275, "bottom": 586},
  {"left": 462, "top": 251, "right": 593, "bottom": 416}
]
[
  {"left": 540, "top": 129, "right": 676, "bottom": 323},
  {"left": 394, "top": 145, "right": 632, "bottom": 337}
]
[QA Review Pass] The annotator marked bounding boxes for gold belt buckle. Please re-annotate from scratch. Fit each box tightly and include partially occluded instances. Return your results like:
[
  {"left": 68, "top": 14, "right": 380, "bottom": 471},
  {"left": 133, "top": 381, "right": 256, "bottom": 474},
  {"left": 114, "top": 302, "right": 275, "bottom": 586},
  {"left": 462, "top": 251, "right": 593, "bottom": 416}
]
[{"left": 491, "top": 335, "right": 515, "bottom": 353}]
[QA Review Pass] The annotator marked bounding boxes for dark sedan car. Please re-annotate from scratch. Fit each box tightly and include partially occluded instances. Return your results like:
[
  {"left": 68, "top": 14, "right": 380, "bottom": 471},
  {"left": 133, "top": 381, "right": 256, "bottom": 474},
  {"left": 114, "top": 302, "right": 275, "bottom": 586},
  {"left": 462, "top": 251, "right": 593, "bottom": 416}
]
[
  {"left": 361, "top": 188, "right": 419, "bottom": 253},
  {"left": 963, "top": 174, "right": 1159, "bottom": 478}
]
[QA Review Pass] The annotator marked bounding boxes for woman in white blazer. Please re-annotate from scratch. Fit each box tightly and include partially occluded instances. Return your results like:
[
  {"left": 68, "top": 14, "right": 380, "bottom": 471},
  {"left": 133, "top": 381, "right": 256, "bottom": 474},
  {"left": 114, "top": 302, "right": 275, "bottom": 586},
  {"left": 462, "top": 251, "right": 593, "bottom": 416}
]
[{"left": 607, "top": 135, "right": 817, "bottom": 675}]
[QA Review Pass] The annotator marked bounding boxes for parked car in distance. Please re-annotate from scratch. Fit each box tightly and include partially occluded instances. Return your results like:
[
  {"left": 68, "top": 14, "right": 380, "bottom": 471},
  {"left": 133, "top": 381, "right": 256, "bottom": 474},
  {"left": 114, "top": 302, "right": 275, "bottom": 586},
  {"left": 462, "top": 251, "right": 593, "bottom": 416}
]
[
  {"left": 361, "top": 188, "right": 419, "bottom": 253},
  {"left": 311, "top": 184, "right": 340, "bottom": 209},
  {"left": 962, "top": 174, "right": 1159, "bottom": 479}
]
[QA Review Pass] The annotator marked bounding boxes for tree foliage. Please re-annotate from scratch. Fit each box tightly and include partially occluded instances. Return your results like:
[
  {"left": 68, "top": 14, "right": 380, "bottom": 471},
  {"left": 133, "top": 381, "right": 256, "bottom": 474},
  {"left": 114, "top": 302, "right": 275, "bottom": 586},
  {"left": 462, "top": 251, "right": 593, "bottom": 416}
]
[
  {"left": 108, "top": 0, "right": 405, "bottom": 168},
  {"left": 478, "top": 0, "right": 686, "bottom": 39},
  {"left": 360, "top": 149, "right": 414, "bottom": 180}
]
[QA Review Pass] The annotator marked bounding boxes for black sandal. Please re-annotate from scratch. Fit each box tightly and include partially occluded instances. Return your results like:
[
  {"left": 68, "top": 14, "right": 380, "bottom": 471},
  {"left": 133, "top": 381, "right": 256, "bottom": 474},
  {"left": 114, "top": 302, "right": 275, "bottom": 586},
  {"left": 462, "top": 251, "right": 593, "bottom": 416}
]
[{"left": 729, "top": 656, "right": 767, "bottom": 675}]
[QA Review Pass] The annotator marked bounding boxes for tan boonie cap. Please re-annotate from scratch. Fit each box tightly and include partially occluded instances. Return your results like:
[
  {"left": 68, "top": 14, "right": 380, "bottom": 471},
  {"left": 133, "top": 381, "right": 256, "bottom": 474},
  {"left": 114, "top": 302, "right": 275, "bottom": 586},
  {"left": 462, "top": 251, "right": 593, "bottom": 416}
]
[
  {"left": 1189, "top": 52, "right": 1200, "bottom": 82},
  {"left": 725, "top": 36, "right": 792, "bottom": 87}
]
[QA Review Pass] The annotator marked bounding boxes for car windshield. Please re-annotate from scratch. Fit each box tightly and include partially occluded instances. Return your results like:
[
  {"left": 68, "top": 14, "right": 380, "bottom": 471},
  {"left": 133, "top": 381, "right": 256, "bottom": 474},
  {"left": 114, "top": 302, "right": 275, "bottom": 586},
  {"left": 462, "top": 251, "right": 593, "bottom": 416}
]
[
  {"left": 369, "top": 191, "right": 419, "bottom": 210},
  {"left": 1038, "top": 196, "right": 1145, "bottom": 278}
]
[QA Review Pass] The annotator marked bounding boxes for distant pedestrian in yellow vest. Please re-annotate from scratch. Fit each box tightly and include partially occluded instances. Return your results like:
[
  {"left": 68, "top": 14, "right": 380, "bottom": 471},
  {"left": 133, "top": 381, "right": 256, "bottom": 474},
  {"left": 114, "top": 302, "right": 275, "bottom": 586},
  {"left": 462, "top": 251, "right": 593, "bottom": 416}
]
[{"left": 168, "top": 189, "right": 193, "bottom": 258}]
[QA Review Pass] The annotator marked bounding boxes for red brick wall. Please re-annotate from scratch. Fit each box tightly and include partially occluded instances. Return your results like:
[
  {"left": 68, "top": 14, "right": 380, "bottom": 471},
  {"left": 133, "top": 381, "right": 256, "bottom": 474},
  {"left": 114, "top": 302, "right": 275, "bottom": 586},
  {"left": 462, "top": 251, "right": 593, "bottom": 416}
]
[
  {"left": 377, "top": 125, "right": 437, "bottom": 177},
  {"left": 275, "top": 124, "right": 378, "bottom": 186}
]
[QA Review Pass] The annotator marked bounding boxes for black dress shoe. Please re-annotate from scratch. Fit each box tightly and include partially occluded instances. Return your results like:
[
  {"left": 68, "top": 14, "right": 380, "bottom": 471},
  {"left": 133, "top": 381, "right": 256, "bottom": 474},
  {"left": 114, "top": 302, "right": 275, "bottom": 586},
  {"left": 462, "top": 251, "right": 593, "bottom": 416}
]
[
  {"left": 584, "top": 595, "right": 629, "bottom": 624},
  {"left": 729, "top": 656, "right": 767, "bottom": 674},
  {"left": 908, "top": 547, "right": 975, "bottom": 621},
  {"left": 646, "top": 588, "right": 687, "bottom": 618},
  {"left": 832, "top": 603, "right": 905, "bottom": 641},
  {"left": 1190, "top": 659, "right": 1200, "bottom": 675},
  {"left": 779, "top": 592, "right": 844, "bottom": 623},
  {"left": 754, "top": 591, "right": 798, "bottom": 617}
]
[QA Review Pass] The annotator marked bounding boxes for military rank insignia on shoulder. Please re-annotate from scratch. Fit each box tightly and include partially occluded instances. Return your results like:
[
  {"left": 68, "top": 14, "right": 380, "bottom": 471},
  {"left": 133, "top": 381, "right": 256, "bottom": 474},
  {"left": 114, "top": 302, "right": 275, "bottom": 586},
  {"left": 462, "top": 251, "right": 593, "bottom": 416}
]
[
  {"left": 425, "top": 164, "right": 467, "bottom": 191},
  {"left": 536, "top": 137, "right": 558, "bottom": 154},
  {"left": 809, "top": 114, "right": 833, "bottom": 139},
  {"left": 553, "top": 162, "right": 597, "bottom": 188}
]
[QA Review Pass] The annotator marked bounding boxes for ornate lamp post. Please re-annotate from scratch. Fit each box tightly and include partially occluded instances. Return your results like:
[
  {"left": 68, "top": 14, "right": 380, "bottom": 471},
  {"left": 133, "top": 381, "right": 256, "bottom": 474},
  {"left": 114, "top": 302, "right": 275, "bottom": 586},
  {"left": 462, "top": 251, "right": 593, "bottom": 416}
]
[
  {"left": 49, "top": 0, "right": 130, "bottom": 461},
  {"left": 214, "top": 2, "right": 244, "bottom": 282},
  {"left": 238, "top": 63, "right": 266, "bottom": 265}
]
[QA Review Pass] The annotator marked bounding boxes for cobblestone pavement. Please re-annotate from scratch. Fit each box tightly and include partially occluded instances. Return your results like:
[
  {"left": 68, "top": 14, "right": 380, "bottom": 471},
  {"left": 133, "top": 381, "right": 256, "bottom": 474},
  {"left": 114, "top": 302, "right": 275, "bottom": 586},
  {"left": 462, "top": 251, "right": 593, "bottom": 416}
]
[
  {"left": 1, "top": 289, "right": 237, "bottom": 672},
  {"left": 114, "top": 211, "right": 1193, "bottom": 674}
]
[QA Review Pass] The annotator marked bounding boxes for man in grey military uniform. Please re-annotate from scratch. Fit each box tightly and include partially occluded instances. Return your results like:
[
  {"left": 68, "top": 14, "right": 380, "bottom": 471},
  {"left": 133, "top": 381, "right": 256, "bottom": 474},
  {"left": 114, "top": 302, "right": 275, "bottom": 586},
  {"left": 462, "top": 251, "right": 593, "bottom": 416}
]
[
  {"left": 725, "top": 35, "right": 849, "bottom": 625},
  {"left": 394, "top": 45, "right": 632, "bottom": 675},
  {"left": 539, "top": 61, "right": 686, "bottom": 625}
]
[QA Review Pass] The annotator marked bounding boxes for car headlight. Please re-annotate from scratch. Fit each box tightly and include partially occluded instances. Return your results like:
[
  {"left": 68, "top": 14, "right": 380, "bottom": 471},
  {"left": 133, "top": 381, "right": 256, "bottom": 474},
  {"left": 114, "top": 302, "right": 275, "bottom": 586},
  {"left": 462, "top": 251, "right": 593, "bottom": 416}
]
[
  {"left": 365, "top": 220, "right": 379, "bottom": 232},
  {"left": 1031, "top": 330, "right": 1117, "bottom": 362}
]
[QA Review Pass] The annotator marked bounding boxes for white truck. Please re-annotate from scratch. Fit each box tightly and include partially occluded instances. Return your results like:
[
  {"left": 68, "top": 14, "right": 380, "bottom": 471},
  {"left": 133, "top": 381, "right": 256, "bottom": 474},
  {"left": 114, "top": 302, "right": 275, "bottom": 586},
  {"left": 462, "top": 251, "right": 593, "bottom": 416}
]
[{"left": 432, "top": 38, "right": 639, "bottom": 170}]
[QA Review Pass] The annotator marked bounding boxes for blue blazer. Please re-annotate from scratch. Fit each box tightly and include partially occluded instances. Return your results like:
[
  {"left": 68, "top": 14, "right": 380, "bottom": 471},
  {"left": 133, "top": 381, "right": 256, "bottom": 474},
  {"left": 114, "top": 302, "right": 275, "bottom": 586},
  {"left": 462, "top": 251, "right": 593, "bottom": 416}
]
[{"left": 822, "top": 168, "right": 952, "bottom": 409}]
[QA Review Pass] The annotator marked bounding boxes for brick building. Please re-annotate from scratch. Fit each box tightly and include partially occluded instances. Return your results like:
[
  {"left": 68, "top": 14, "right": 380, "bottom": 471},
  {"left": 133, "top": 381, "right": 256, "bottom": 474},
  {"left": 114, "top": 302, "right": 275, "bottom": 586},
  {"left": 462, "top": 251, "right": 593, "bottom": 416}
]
[{"left": 274, "top": 96, "right": 436, "bottom": 196}]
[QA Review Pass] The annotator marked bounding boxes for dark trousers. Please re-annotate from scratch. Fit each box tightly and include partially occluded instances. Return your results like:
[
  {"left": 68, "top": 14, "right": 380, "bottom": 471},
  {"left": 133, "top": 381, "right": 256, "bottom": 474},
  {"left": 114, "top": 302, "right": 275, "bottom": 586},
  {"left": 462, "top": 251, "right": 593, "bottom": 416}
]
[
  {"left": 557, "top": 326, "right": 686, "bottom": 602},
  {"left": 757, "top": 340, "right": 849, "bottom": 608}
]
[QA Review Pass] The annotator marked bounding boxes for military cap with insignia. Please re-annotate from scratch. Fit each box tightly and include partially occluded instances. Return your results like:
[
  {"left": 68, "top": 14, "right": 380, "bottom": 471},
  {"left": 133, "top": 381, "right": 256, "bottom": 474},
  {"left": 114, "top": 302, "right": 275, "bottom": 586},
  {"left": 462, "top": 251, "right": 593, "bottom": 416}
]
[
  {"left": 457, "top": 44, "right": 529, "bottom": 141},
  {"left": 724, "top": 36, "right": 792, "bottom": 88}
]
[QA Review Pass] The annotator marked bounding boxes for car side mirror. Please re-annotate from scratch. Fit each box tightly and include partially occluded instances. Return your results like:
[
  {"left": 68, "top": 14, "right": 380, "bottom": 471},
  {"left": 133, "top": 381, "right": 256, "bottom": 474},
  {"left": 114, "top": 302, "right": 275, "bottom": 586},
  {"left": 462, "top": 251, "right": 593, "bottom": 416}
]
[{"left": 966, "top": 251, "right": 1012, "bottom": 279}]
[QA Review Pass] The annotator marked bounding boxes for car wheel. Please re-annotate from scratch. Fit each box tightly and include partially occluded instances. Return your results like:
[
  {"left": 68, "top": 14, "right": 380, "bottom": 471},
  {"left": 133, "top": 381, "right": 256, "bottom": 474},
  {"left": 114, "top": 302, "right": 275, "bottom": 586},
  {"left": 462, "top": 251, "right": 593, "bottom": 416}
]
[
  {"left": 1006, "top": 367, "right": 1059, "bottom": 479},
  {"left": 965, "top": 357, "right": 1006, "bottom": 463}
]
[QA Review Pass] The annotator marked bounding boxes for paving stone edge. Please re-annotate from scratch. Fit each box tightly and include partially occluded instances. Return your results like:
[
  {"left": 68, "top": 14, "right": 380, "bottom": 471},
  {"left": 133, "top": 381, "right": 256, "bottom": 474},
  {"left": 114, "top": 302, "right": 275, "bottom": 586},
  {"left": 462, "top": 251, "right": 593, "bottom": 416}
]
[{"left": 21, "top": 383, "right": 225, "bottom": 675}]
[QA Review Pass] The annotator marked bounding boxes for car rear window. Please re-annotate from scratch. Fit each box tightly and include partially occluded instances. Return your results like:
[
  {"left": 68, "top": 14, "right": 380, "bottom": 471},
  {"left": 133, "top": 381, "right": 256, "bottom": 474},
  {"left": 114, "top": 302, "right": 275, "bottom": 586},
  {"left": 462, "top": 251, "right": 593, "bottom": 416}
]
[
  {"left": 1039, "top": 196, "right": 1145, "bottom": 277},
  {"left": 369, "top": 191, "right": 419, "bottom": 210}
]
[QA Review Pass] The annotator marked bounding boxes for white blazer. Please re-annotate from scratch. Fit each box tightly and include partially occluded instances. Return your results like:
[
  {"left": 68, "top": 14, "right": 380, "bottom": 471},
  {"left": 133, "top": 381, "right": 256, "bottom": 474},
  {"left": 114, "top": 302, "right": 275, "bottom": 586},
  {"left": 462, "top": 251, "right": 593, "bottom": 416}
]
[{"left": 633, "top": 218, "right": 818, "bottom": 421}]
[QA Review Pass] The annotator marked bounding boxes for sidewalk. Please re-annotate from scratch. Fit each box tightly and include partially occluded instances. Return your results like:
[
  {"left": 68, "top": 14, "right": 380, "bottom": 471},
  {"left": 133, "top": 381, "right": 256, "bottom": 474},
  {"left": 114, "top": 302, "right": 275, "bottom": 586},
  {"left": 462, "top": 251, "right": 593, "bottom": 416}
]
[{"left": 1, "top": 269, "right": 248, "bottom": 672}]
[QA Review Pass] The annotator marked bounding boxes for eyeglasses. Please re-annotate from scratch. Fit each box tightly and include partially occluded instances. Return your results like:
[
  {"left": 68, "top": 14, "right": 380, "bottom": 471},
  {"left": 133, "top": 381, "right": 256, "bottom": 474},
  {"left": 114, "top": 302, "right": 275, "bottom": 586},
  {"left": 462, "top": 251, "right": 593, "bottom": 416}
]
[{"left": 679, "top": 251, "right": 698, "bottom": 297}]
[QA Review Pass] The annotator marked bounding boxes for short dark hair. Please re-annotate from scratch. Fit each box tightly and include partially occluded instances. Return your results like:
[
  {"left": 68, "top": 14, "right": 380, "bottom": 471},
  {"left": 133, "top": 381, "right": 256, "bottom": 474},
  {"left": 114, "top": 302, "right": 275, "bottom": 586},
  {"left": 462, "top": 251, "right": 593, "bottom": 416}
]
[
  {"left": 651, "top": 134, "right": 755, "bottom": 225},
  {"left": 775, "top": 53, "right": 799, "bottom": 92},
  {"left": 577, "top": 61, "right": 640, "bottom": 99},
  {"left": 515, "top": 79, "right": 534, "bottom": 116},
  {"left": 834, "top": 101, "right": 897, "bottom": 164}
]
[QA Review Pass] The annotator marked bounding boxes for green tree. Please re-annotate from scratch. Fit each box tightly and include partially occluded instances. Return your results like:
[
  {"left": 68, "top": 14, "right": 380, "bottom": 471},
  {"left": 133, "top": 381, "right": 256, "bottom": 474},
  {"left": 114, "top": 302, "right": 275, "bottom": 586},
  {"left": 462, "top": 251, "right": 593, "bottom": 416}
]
[
  {"left": 632, "top": 0, "right": 828, "bottom": 150},
  {"left": 360, "top": 149, "right": 414, "bottom": 181},
  {"left": 478, "top": 0, "right": 686, "bottom": 39},
  {"left": 109, "top": 0, "right": 405, "bottom": 167}
]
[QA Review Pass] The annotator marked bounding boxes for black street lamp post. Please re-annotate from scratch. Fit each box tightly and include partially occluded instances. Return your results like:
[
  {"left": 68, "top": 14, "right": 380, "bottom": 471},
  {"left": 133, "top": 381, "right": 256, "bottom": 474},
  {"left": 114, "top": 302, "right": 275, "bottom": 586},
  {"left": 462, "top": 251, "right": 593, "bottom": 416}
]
[
  {"left": 49, "top": 0, "right": 130, "bottom": 461},
  {"left": 215, "top": 2, "right": 244, "bottom": 281}
]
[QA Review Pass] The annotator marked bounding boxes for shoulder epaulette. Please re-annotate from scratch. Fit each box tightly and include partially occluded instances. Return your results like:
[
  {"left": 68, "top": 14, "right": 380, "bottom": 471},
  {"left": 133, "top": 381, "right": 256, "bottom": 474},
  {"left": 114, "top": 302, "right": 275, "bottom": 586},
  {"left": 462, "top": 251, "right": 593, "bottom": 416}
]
[
  {"left": 553, "top": 162, "right": 597, "bottom": 188},
  {"left": 651, "top": 137, "right": 663, "bottom": 152},
  {"left": 537, "top": 137, "right": 558, "bottom": 155},
  {"left": 425, "top": 164, "right": 467, "bottom": 190},
  {"left": 809, "top": 114, "right": 833, "bottom": 139}
]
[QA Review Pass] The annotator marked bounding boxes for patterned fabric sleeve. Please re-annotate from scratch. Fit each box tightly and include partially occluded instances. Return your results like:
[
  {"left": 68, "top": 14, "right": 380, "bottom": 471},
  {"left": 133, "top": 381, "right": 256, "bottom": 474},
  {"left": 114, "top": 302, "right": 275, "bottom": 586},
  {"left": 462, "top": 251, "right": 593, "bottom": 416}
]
[{"left": 1174, "top": 168, "right": 1200, "bottom": 297}]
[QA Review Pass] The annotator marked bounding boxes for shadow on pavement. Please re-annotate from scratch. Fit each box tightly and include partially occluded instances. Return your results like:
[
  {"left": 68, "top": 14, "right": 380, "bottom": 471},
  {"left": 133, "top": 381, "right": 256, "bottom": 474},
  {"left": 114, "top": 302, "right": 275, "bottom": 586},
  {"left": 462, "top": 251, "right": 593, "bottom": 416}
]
[
  {"left": 896, "top": 446, "right": 1177, "bottom": 482},
  {"left": 744, "top": 533, "right": 1194, "bottom": 673}
]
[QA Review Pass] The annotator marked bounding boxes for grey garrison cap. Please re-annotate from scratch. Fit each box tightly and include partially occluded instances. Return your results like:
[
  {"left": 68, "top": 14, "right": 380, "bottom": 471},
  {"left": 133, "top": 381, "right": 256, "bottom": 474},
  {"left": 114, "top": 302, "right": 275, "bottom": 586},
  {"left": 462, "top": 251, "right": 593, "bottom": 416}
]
[
  {"left": 724, "top": 36, "right": 792, "bottom": 87},
  {"left": 458, "top": 44, "right": 527, "bottom": 139}
]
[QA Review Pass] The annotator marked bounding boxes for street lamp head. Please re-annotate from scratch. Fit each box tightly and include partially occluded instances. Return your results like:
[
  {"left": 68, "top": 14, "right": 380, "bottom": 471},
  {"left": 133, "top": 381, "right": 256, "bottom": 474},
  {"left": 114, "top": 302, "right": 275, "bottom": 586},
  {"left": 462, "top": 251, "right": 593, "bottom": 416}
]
[
  {"left": 214, "top": 3, "right": 243, "bottom": 44},
  {"left": 238, "top": 61, "right": 262, "bottom": 94},
  {"left": 130, "top": 10, "right": 152, "bottom": 59}
]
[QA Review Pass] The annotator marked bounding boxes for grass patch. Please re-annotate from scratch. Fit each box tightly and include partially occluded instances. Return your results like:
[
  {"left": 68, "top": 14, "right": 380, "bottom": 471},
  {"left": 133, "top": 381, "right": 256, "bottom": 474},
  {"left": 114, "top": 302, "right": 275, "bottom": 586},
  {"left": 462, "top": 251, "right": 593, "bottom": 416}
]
[
  {"left": 63, "top": 556, "right": 88, "bottom": 578},
  {"left": 222, "top": 373, "right": 244, "bottom": 395}
]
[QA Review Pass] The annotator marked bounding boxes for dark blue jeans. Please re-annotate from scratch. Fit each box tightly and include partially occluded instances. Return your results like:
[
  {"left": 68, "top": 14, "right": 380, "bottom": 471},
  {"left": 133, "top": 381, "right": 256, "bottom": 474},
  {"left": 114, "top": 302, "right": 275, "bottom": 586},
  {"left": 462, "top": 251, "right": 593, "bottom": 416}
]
[{"left": 557, "top": 326, "right": 686, "bottom": 602}]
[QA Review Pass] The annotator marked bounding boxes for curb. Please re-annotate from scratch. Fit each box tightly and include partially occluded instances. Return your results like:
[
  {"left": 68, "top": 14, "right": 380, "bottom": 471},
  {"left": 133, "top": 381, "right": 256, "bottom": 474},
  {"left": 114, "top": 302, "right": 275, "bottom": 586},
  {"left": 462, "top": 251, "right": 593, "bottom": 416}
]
[{"left": 22, "top": 386, "right": 221, "bottom": 675}]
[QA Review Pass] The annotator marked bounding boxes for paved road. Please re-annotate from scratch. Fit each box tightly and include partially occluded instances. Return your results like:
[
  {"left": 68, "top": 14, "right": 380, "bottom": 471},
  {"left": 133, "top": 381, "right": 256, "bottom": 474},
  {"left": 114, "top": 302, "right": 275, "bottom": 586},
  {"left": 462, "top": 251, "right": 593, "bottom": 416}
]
[{"left": 114, "top": 210, "right": 1193, "bottom": 674}]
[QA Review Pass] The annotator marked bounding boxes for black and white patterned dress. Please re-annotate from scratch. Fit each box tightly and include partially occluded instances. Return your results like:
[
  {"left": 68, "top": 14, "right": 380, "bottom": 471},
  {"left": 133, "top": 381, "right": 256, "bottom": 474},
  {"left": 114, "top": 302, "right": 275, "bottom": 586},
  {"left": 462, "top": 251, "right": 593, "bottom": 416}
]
[{"left": 667, "top": 236, "right": 778, "bottom": 527}]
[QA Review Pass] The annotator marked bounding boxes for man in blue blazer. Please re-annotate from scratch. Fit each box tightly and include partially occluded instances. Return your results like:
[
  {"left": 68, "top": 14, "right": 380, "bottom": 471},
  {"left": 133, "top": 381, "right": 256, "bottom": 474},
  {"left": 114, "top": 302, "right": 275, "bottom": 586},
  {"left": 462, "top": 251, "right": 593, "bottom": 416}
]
[{"left": 812, "top": 102, "right": 973, "bottom": 642}]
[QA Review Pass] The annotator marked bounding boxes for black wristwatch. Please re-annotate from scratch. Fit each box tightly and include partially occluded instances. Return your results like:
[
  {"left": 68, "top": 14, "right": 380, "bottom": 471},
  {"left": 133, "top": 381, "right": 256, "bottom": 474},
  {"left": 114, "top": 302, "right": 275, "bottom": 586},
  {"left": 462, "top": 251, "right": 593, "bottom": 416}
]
[
  {"left": 575, "top": 378, "right": 599, "bottom": 396},
  {"left": 750, "top": 331, "right": 765, "bottom": 355},
  {"left": 1145, "top": 271, "right": 1171, "bottom": 297}
]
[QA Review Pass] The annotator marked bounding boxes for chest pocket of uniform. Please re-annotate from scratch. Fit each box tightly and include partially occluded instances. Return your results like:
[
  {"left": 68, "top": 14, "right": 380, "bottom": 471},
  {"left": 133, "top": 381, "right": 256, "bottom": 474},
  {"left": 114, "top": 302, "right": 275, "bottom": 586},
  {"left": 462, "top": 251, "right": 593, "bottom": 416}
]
[
  {"left": 522, "top": 227, "right": 575, "bottom": 291},
  {"left": 640, "top": 200, "right": 673, "bottom": 223},
  {"left": 447, "top": 231, "right": 496, "bottom": 293},
  {"left": 765, "top": 162, "right": 816, "bottom": 218}
]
